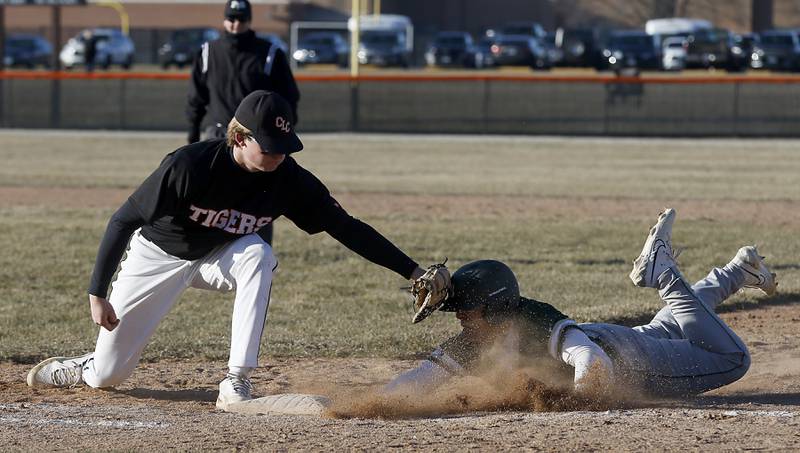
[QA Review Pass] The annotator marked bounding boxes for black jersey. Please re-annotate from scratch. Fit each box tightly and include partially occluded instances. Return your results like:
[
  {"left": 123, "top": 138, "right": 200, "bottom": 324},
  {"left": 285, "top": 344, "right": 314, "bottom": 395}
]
[
  {"left": 88, "top": 140, "right": 418, "bottom": 298},
  {"left": 186, "top": 30, "right": 300, "bottom": 132},
  {"left": 429, "top": 297, "right": 574, "bottom": 375}
]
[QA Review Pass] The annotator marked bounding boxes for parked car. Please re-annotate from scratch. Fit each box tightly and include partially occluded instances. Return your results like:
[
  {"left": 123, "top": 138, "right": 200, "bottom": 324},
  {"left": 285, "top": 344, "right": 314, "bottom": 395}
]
[
  {"left": 475, "top": 37, "right": 497, "bottom": 68},
  {"left": 542, "top": 32, "right": 564, "bottom": 67},
  {"left": 292, "top": 32, "right": 349, "bottom": 67},
  {"left": 735, "top": 33, "right": 760, "bottom": 68},
  {"left": 425, "top": 31, "right": 485, "bottom": 68},
  {"left": 661, "top": 36, "right": 688, "bottom": 71},
  {"left": 158, "top": 27, "right": 219, "bottom": 69},
  {"left": 601, "top": 30, "right": 662, "bottom": 71},
  {"left": 725, "top": 32, "right": 750, "bottom": 72},
  {"left": 751, "top": 29, "right": 800, "bottom": 71},
  {"left": 554, "top": 27, "right": 606, "bottom": 68},
  {"left": 501, "top": 21, "right": 547, "bottom": 40},
  {"left": 60, "top": 28, "right": 135, "bottom": 70},
  {"left": 357, "top": 29, "right": 410, "bottom": 67},
  {"left": 489, "top": 34, "right": 551, "bottom": 70},
  {"left": 256, "top": 32, "right": 289, "bottom": 55},
  {"left": 3, "top": 34, "right": 52, "bottom": 68},
  {"left": 683, "top": 28, "right": 740, "bottom": 71}
]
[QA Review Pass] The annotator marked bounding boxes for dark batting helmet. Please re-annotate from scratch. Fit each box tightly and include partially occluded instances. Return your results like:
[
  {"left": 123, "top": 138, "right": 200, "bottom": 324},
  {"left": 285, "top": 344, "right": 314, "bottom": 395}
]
[{"left": 439, "top": 260, "right": 520, "bottom": 323}]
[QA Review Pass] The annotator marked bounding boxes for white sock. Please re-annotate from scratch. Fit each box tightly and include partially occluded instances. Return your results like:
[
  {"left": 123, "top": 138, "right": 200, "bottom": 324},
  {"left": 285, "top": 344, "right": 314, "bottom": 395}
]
[{"left": 228, "top": 366, "right": 253, "bottom": 378}]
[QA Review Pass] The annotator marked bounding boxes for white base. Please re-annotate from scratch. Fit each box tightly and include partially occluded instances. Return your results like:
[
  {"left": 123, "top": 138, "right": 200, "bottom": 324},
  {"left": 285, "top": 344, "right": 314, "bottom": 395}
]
[{"left": 221, "top": 393, "right": 331, "bottom": 416}]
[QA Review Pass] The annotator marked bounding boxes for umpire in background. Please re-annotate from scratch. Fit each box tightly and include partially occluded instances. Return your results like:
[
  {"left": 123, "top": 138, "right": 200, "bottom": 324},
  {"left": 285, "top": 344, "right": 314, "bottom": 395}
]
[{"left": 186, "top": 0, "right": 300, "bottom": 243}]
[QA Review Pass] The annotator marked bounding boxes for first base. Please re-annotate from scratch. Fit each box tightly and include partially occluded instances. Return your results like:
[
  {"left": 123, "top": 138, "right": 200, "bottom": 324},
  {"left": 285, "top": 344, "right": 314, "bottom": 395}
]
[{"left": 223, "top": 393, "right": 331, "bottom": 416}]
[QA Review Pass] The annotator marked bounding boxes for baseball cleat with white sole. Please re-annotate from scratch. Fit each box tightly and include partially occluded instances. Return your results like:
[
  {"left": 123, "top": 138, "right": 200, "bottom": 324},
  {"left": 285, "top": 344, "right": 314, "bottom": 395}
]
[
  {"left": 630, "top": 208, "right": 678, "bottom": 288},
  {"left": 27, "top": 353, "right": 93, "bottom": 388},
  {"left": 216, "top": 373, "right": 253, "bottom": 410},
  {"left": 730, "top": 245, "right": 777, "bottom": 296}
]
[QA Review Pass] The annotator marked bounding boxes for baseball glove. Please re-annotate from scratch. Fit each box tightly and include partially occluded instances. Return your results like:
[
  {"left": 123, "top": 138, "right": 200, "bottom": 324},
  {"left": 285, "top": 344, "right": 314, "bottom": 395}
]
[{"left": 411, "top": 260, "right": 452, "bottom": 324}]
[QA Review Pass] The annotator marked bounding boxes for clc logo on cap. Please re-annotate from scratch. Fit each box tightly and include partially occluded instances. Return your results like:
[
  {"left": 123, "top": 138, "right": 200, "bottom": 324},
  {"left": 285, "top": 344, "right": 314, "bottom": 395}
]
[
  {"left": 275, "top": 116, "right": 292, "bottom": 133},
  {"left": 229, "top": 0, "right": 246, "bottom": 10}
]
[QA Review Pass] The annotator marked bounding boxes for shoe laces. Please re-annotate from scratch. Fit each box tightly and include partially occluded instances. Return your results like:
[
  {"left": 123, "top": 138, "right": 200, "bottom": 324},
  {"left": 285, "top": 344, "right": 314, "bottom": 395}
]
[
  {"left": 51, "top": 366, "right": 81, "bottom": 387},
  {"left": 226, "top": 373, "right": 252, "bottom": 396}
]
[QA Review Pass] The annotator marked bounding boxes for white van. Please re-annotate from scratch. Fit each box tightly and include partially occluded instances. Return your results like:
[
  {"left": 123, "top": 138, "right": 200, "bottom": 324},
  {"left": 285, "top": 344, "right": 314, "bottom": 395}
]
[
  {"left": 348, "top": 14, "right": 413, "bottom": 67},
  {"left": 645, "top": 18, "right": 712, "bottom": 36}
]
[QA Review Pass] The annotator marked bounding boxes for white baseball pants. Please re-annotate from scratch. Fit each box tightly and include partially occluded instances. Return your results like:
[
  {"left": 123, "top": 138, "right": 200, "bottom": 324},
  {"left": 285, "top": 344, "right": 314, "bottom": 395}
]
[{"left": 82, "top": 229, "right": 276, "bottom": 388}]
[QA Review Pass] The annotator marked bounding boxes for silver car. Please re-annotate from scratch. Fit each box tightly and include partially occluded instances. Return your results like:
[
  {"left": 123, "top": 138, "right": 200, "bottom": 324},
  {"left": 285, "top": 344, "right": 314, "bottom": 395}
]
[{"left": 60, "top": 28, "right": 135, "bottom": 70}]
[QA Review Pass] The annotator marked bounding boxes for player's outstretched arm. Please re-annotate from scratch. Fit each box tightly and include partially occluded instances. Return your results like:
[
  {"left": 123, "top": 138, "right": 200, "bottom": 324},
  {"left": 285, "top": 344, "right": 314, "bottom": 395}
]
[
  {"left": 383, "top": 359, "right": 451, "bottom": 394},
  {"left": 559, "top": 327, "right": 614, "bottom": 393},
  {"left": 89, "top": 294, "right": 119, "bottom": 331}
]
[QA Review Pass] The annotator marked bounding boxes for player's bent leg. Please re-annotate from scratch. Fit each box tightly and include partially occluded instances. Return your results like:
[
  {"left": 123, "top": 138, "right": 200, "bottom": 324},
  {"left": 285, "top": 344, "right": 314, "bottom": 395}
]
[
  {"left": 648, "top": 337, "right": 750, "bottom": 396},
  {"left": 226, "top": 237, "right": 277, "bottom": 370},
  {"left": 632, "top": 305, "right": 683, "bottom": 339},
  {"left": 657, "top": 268, "right": 749, "bottom": 356},
  {"left": 692, "top": 246, "right": 777, "bottom": 311},
  {"left": 84, "top": 231, "right": 193, "bottom": 388},
  {"left": 191, "top": 233, "right": 277, "bottom": 408}
]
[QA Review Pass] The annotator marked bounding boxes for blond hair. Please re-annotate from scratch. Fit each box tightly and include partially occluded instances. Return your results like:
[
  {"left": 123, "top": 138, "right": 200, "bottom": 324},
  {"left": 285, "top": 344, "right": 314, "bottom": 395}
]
[{"left": 226, "top": 117, "right": 253, "bottom": 148}]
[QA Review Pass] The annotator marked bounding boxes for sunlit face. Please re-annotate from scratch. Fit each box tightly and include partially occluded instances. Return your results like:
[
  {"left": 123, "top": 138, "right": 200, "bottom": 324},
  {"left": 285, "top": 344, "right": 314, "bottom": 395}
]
[
  {"left": 232, "top": 135, "right": 285, "bottom": 173},
  {"left": 223, "top": 17, "right": 251, "bottom": 34}
]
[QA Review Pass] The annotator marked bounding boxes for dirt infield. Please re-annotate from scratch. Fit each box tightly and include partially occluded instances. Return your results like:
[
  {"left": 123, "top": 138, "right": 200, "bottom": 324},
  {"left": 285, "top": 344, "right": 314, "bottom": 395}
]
[
  {"left": 2, "top": 302, "right": 798, "bottom": 451},
  {"left": 1, "top": 186, "right": 799, "bottom": 226}
]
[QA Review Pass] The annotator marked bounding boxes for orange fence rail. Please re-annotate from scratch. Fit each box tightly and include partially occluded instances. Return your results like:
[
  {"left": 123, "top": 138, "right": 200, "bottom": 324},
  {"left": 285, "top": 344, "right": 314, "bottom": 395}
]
[{"left": 3, "top": 70, "right": 800, "bottom": 84}]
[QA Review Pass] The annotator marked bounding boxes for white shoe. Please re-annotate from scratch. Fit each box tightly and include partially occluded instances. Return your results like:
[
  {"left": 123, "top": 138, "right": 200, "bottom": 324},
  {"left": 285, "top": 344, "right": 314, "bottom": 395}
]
[
  {"left": 630, "top": 208, "right": 678, "bottom": 288},
  {"left": 731, "top": 245, "right": 777, "bottom": 296},
  {"left": 27, "top": 353, "right": 93, "bottom": 388},
  {"left": 216, "top": 373, "right": 253, "bottom": 410}
]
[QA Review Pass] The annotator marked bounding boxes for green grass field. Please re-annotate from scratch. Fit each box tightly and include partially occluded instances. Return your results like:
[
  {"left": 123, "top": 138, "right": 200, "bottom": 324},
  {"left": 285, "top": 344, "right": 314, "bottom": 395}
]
[{"left": 1, "top": 131, "right": 798, "bottom": 363}]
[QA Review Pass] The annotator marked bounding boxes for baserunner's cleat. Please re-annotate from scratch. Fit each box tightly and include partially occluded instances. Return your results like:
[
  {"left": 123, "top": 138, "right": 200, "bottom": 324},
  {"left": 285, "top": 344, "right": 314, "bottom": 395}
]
[
  {"left": 630, "top": 208, "right": 678, "bottom": 288},
  {"left": 730, "top": 245, "right": 777, "bottom": 296}
]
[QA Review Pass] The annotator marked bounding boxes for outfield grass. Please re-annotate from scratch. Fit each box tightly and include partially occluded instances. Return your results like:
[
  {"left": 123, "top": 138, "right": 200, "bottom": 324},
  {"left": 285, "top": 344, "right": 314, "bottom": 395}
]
[{"left": 0, "top": 131, "right": 797, "bottom": 363}]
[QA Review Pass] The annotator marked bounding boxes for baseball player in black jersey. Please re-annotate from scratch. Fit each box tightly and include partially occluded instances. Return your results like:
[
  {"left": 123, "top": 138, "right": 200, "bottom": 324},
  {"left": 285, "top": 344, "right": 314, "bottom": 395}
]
[
  {"left": 386, "top": 209, "right": 777, "bottom": 398},
  {"left": 27, "top": 91, "right": 443, "bottom": 410},
  {"left": 186, "top": 0, "right": 299, "bottom": 144}
]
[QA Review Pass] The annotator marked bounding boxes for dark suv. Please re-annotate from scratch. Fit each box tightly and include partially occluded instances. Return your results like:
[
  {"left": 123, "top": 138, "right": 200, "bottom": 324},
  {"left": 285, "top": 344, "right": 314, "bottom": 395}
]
[
  {"left": 293, "top": 32, "right": 349, "bottom": 67},
  {"left": 490, "top": 34, "right": 551, "bottom": 69},
  {"left": 683, "top": 28, "right": 745, "bottom": 71},
  {"left": 751, "top": 29, "right": 800, "bottom": 71},
  {"left": 425, "top": 31, "right": 484, "bottom": 68},
  {"left": 602, "top": 31, "right": 661, "bottom": 71},
  {"left": 158, "top": 28, "right": 220, "bottom": 69},
  {"left": 4, "top": 34, "right": 52, "bottom": 68},
  {"left": 357, "top": 30, "right": 410, "bottom": 67},
  {"left": 555, "top": 27, "right": 605, "bottom": 68}
]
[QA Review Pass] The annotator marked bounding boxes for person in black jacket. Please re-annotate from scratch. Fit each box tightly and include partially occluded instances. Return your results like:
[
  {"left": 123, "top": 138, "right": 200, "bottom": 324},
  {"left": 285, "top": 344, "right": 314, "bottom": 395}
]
[
  {"left": 82, "top": 30, "right": 97, "bottom": 73},
  {"left": 26, "top": 91, "right": 446, "bottom": 412},
  {"left": 186, "top": 0, "right": 299, "bottom": 144}
]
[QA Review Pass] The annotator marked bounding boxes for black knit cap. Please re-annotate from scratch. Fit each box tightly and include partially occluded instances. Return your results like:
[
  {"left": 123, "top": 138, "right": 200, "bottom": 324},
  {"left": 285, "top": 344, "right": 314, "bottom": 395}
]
[
  {"left": 234, "top": 90, "right": 303, "bottom": 154},
  {"left": 224, "top": 0, "right": 252, "bottom": 22}
]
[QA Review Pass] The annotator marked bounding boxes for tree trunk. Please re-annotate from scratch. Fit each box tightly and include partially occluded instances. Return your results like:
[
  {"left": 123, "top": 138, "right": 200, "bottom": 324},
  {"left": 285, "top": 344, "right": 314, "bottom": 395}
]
[
  {"left": 751, "top": 0, "right": 773, "bottom": 32},
  {"left": 653, "top": 0, "right": 677, "bottom": 18}
]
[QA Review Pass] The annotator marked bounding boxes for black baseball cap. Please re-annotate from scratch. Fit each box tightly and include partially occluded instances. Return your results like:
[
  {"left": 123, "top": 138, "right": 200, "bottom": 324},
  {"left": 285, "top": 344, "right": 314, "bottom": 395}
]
[
  {"left": 224, "top": 0, "right": 252, "bottom": 22},
  {"left": 235, "top": 91, "right": 303, "bottom": 155}
]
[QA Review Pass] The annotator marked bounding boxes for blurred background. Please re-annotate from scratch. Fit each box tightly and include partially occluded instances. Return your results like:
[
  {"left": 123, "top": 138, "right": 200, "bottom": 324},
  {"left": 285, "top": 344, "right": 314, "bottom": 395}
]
[{"left": 1, "top": 0, "right": 799, "bottom": 136}]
